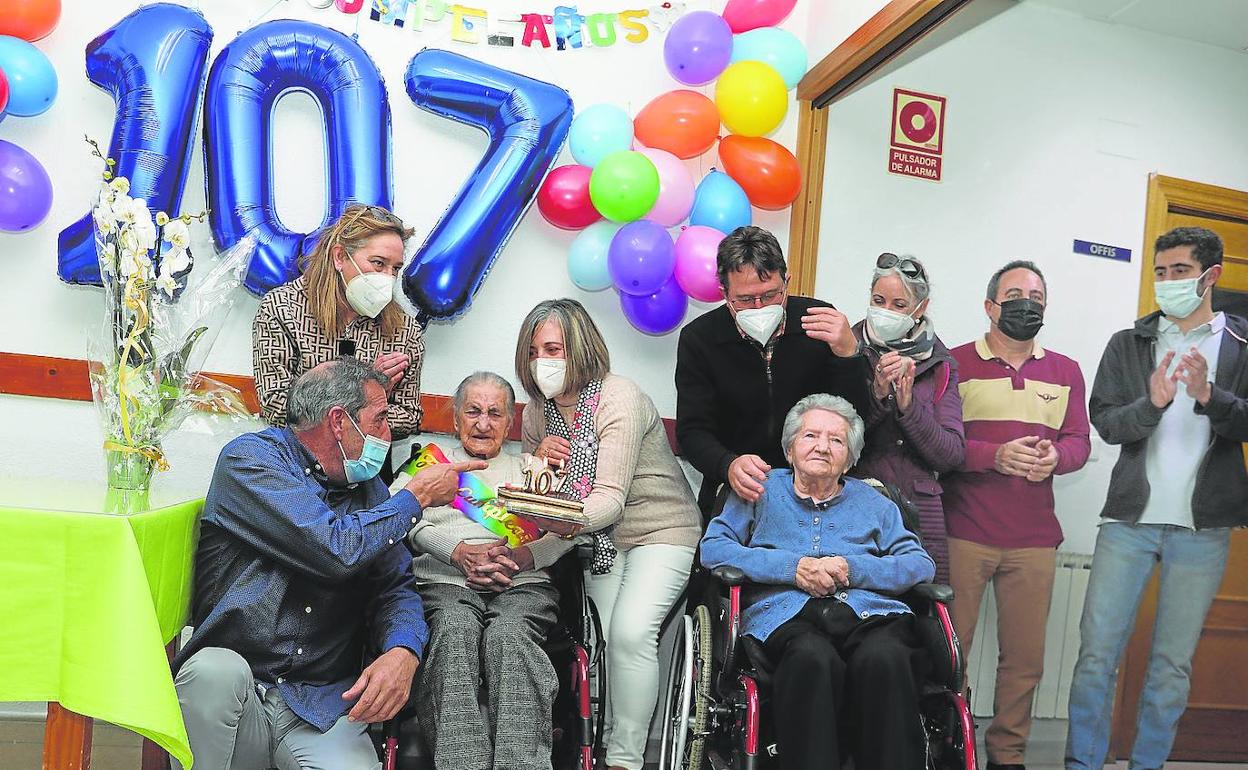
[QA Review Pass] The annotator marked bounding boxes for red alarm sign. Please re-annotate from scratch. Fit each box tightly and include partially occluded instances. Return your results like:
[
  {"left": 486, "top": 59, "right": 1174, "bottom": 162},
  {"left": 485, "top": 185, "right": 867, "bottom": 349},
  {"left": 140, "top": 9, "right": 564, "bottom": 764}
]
[{"left": 889, "top": 88, "right": 946, "bottom": 182}]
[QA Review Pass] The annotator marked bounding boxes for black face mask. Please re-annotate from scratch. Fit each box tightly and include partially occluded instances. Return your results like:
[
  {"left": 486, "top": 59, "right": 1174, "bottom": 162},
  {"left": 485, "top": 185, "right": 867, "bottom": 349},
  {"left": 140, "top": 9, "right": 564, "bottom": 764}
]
[{"left": 995, "top": 298, "right": 1045, "bottom": 341}]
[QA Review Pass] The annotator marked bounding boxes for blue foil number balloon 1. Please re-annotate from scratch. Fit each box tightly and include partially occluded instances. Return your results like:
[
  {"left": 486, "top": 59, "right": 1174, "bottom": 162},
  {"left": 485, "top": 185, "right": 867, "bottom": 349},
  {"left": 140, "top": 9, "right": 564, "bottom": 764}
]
[
  {"left": 204, "top": 20, "right": 394, "bottom": 297},
  {"left": 399, "top": 49, "right": 573, "bottom": 319},
  {"left": 57, "top": 4, "right": 214, "bottom": 286}
]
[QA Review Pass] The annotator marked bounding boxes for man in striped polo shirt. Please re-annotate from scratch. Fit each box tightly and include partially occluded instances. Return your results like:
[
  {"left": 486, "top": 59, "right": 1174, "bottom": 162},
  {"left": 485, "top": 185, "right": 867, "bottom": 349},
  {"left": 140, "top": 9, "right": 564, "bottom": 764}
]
[{"left": 943, "top": 260, "right": 1092, "bottom": 770}]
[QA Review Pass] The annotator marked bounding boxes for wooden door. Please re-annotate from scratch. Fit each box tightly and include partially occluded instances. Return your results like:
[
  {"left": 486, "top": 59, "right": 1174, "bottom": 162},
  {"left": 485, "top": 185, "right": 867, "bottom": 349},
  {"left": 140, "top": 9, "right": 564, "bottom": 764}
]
[{"left": 1111, "top": 175, "right": 1248, "bottom": 762}]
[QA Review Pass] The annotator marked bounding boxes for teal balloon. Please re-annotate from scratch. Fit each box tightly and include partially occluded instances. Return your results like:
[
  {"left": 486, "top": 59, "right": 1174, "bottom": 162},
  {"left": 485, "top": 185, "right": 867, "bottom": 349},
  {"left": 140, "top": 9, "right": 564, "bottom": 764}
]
[
  {"left": 0, "top": 35, "right": 57, "bottom": 116},
  {"left": 690, "top": 171, "right": 751, "bottom": 234},
  {"left": 569, "top": 103, "right": 634, "bottom": 168},
  {"left": 568, "top": 221, "right": 619, "bottom": 291},
  {"left": 729, "top": 27, "right": 807, "bottom": 90}
]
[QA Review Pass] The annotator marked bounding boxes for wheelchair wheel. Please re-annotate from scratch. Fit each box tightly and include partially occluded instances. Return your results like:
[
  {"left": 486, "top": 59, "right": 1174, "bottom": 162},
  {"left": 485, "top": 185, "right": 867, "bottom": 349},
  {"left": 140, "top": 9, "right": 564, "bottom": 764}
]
[{"left": 659, "top": 606, "right": 712, "bottom": 770}]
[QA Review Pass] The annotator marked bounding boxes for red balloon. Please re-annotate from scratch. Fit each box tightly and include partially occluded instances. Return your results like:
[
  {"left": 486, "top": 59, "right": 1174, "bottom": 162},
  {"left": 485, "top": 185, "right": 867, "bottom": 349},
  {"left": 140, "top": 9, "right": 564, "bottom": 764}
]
[
  {"left": 0, "top": 68, "right": 9, "bottom": 116},
  {"left": 537, "top": 164, "right": 601, "bottom": 230},
  {"left": 634, "top": 90, "right": 721, "bottom": 160},
  {"left": 0, "top": 0, "right": 62, "bottom": 41},
  {"left": 722, "top": 0, "right": 798, "bottom": 34},
  {"left": 719, "top": 135, "right": 801, "bottom": 210}
]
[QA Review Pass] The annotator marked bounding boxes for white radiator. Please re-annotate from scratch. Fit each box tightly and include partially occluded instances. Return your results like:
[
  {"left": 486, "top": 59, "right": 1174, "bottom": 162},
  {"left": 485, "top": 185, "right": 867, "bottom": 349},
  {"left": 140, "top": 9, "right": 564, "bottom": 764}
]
[{"left": 964, "top": 551, "right": 1094, "bottom": 719}]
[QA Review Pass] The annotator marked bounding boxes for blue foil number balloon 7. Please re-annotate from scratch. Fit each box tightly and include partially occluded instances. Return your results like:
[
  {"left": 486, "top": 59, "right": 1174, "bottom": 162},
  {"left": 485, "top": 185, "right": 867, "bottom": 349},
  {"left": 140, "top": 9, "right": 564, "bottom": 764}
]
[
  {"left": 204, "top": 20, "right": 394, "bottom": 297},
  {"left": 57, "top": 4, "right": 214, "bottom": 286},
  {"left": 399, "top": 49, "right": 573, "bottom": 319}
]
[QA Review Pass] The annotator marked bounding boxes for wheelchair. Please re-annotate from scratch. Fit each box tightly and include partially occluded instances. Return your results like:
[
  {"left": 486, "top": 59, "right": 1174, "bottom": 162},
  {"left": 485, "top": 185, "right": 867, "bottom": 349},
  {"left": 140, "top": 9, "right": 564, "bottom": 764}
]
[
  {"left": 375, "top": 545, "right": 606, "bottom": 770},
  {"left": 659, "top": 480, "right": 976, "bottom": 770}
]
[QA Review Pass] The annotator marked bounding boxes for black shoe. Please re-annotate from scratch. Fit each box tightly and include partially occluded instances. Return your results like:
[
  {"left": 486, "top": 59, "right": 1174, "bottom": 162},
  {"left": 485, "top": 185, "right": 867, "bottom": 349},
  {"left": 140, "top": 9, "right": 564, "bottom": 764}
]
[{"left": 986, "top": 763, "right": 1025, "bottom": 770}]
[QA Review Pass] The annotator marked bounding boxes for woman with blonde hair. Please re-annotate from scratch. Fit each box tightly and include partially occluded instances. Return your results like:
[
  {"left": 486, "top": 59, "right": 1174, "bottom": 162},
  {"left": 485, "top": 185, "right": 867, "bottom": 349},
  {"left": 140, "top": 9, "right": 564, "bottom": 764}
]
[
  {"left": 253, "top": 205, "right": 425, "bottom": 462},
  {"left": 514, "top": 298, "right": 701, "bottom": 770}
]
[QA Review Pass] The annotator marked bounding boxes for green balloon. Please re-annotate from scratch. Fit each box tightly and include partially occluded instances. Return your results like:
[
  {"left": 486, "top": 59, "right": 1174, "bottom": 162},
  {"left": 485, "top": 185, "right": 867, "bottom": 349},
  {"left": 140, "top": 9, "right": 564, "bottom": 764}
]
[{"left": 589, "top": 151, "right": 660, "bottom": 223}]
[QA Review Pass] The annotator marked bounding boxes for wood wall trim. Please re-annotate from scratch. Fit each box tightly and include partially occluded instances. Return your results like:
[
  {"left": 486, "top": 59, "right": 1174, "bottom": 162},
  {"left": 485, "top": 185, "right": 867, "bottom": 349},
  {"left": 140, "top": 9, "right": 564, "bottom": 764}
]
[
  {"left": 787, "top": 99, "right": 829, "bottom": 297},
  {"left": 797, "top": 0, "right": 956, "bottom": 103},
  {"left": 0, "top": 350, "right": 679, "bottom": 450}
]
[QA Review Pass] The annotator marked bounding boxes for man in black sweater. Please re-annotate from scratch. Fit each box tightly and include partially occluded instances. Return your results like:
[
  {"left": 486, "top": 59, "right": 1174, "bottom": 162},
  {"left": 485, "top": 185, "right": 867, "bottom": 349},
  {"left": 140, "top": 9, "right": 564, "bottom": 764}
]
[{"left": 676, "top": 226, "right": 871, "bottom": 515}]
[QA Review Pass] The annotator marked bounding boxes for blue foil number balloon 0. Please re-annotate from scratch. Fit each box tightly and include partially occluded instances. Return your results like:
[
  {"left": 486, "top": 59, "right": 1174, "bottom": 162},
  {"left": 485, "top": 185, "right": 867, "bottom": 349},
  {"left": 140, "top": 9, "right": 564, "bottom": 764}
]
[
  {"left": 399, "top": 49, "right": 573, "bottom": 319},
  {"left": 204, "top": 20, "right": 393, "bottom": 297},
  {"left": 57, "top": 4, "right": 213, "bottom": 285}
]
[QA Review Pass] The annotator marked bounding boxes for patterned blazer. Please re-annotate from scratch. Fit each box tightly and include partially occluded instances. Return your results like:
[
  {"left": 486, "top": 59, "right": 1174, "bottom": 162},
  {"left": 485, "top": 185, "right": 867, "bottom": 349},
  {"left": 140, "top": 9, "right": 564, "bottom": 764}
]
[{"left": 252, "top": 277, "right": 425, "bottom": 438}]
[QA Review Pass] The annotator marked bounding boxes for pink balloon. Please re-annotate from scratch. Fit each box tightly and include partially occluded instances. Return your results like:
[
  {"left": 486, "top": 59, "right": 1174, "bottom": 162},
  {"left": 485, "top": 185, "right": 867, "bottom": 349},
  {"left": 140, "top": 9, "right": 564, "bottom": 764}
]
[
  {"left": 673, "top": 225, "right": 725, "bottom": 302},
  {"left": 722, "top": 0, "right": 798, "bottom": 33},
  {"left": 639, "top": 148, "right": 695, "bottom": 228}
]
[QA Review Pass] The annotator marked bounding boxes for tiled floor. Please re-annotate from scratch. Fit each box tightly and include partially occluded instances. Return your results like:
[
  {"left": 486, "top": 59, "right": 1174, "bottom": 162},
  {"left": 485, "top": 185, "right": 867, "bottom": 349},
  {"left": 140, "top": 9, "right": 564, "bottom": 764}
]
[{"left": 2, "top": 705, "right": 1245, "bottom": 769}]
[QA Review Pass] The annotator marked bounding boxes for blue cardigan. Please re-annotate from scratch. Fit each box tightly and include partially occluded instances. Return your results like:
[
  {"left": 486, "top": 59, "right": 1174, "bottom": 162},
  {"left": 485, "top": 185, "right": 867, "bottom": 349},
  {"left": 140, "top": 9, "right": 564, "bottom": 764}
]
[{"left": 701, "top": 471, "right": 935, "bottom": 642}]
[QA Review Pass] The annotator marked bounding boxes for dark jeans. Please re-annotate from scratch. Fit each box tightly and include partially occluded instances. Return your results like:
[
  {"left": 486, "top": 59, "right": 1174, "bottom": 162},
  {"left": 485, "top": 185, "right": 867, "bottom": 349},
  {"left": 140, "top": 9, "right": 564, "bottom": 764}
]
[{"left": 764, "top": 599, "right": 927, "bottom": 770}]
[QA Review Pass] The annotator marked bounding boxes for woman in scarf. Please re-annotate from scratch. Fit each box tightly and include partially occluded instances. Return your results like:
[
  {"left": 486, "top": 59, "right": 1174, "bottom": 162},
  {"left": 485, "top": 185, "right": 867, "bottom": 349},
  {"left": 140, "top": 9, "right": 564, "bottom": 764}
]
[
  {"left": 514, "top": 299, "right": 702, "bottom": 770},
  {"left": 853, "top": 253, "right": 966, "bottom": 582}
]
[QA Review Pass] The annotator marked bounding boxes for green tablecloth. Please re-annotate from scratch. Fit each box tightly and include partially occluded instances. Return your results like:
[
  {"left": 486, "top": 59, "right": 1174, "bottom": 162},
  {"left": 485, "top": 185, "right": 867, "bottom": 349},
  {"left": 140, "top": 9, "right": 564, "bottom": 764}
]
[{"left": 0, "top": 485, "right": 202, "bottom": 770}]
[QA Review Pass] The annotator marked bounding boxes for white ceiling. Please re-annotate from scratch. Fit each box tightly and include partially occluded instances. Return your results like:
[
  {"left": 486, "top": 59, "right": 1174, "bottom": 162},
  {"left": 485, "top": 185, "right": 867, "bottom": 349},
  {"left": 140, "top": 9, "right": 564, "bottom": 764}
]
[{"left": 1025, "top": 0, "right": 1248, "bottom": 53}]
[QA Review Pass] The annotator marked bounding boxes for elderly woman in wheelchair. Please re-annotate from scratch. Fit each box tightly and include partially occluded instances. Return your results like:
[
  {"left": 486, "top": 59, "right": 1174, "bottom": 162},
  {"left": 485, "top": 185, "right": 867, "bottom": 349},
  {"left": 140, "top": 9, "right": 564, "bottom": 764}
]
[
  {"left": 698, "top": 393, "right": 937, "bottom": 770},
  {"left": 402, "top": 371, "right": 581, "bottom": 770}
]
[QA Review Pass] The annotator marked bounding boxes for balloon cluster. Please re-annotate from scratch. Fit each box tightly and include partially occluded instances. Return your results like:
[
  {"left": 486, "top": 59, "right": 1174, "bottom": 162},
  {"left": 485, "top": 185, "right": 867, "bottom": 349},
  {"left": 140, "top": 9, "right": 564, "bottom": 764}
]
[
  {"left": 536, "top": 0, "right": 805, "bottom": 335},
  {"left": 0, "top": 0, "right": 61, "bottom": 233}
]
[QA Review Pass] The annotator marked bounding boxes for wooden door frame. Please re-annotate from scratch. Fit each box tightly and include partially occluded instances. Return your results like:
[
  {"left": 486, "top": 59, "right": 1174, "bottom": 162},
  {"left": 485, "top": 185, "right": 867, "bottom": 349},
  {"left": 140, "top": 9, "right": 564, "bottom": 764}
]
[
  {"left": 1137, "top": 173, "right": 1248, "bottom": 315},
  {"left": 786, "top": 0, "right": 974, "bottom": 295}
]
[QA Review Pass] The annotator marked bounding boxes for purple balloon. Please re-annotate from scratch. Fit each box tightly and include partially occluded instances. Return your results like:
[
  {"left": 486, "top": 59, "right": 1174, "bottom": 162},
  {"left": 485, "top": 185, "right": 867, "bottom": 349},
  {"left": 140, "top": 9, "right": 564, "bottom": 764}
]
[
  {"left": 620, "top": 277, "right": 689, "bottom": 335},
  {"left": 609, "top": 220, "right": 676, "bottom": 296},
  {"left": 0, "top": 139, "right": 53, "bottom": 233},
  {"left": 664, "top": 11, "right": 733, "bottom": 86}
]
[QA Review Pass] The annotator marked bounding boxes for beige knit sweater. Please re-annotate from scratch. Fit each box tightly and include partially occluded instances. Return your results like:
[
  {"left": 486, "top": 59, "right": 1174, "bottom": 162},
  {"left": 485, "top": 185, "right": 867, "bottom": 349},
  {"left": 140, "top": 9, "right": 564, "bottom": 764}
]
[{"left": 521, "top": 373, "right": 702, "bottom": 563}]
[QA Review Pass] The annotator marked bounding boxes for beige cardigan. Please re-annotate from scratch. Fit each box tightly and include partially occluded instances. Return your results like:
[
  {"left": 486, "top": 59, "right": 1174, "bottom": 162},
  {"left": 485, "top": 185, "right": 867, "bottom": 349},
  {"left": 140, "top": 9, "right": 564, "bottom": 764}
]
[{"left": 521, "top": 373, "right": 701, "bottom": 567}]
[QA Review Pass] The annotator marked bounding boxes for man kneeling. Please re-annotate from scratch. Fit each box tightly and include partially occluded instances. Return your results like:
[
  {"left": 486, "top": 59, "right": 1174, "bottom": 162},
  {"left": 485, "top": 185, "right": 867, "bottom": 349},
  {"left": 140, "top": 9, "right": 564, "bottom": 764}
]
[
  {"left": 406, "top": 371, "right": 573, "bottom": 770},
  {"left": 173, "top": 357, "right": 483, "bottom": 770}
]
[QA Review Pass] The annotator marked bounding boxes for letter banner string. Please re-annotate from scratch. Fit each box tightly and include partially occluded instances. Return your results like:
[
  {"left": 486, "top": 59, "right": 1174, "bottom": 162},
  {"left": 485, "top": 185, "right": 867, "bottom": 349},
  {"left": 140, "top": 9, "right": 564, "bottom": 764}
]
[{"left": 402, "top": 443, "right": 541, "bottom": 547}]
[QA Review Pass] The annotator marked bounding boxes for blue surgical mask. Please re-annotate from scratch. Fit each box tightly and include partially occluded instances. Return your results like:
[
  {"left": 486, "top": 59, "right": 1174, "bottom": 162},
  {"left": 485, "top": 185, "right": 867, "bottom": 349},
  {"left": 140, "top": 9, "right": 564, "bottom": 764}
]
[
  {"left": 1154, "top": 269, "right": 1210, "bottom": 319},
  {"left": 338, "top": 413, "right": 390, "bottom": 483}
]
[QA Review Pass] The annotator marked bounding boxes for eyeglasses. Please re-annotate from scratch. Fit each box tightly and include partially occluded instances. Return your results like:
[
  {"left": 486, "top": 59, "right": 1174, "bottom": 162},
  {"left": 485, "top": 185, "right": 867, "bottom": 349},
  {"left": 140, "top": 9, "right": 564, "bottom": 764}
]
[
  {"left": 728, "top": 280, "right": 788, "bottom": 310},
  {"left": 876, "top": 253, "right": 927, "bottom": 281},
  {"left": 462, "top": 407, "right": 509, "bottom": 424},
  {"left": 342, "top": 204, "right": 402, "bottom": 228}
]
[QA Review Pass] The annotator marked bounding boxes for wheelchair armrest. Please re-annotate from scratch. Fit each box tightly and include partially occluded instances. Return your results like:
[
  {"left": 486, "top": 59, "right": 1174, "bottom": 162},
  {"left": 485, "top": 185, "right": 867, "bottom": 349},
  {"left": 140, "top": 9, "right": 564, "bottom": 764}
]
[
  {"left": 906, "top": 582, "right": 954, "bottom": 604},
  {"left": 712, "top": 565, "right": 748, "bottom": 586}
]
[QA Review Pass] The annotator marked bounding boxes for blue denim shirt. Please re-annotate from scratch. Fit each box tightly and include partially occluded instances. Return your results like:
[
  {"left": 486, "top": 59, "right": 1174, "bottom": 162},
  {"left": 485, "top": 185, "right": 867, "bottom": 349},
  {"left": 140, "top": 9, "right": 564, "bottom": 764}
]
[
  {"left": 175, "top": 427, "right": 429, "bottom": 732},
  {"left": 701, "top": 471, "right": 935, "bottom": 642}
]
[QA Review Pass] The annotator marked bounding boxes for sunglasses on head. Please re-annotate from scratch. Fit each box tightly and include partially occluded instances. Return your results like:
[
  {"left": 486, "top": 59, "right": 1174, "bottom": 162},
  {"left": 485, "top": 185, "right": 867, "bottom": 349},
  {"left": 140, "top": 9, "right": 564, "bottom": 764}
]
[{"left": 876, "top": 253, "right": 926, "bottom": 280}]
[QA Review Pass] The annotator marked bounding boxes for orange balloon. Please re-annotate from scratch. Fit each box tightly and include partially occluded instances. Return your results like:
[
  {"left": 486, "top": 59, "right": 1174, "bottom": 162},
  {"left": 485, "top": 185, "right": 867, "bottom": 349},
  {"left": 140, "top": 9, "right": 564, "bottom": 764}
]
[
  {"left": 0, "top": 0, "right": 62, "bottom": 41},
  {"left": 719, "top": 135, "right": 801, "bottom": 210},
  {"left": 634, "top": 90, "right": 721, "bottom": 160}
]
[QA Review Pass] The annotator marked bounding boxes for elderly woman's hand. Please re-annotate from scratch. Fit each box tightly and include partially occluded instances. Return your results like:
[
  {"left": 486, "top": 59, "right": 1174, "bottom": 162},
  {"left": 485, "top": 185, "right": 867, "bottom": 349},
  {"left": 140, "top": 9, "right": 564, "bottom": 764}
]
[
  {"left": 796, "top": 557, "right": 839, "bottom": 597},
  {"left": 452, "top": 538, "right": 507, "bottom": 578}
]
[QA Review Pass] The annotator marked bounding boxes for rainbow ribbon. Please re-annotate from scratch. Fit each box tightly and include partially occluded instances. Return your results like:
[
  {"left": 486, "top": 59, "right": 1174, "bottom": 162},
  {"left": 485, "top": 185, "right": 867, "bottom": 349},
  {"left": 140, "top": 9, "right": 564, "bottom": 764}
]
[{"left": 402, "top": 443, "right": 540, "bottom": 548}]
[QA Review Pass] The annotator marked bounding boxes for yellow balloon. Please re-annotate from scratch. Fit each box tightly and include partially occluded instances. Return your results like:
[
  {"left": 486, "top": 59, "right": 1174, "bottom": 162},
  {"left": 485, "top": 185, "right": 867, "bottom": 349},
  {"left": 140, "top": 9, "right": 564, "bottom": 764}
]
[{"left": 715, "top": 60, "right": 788, "bottom": 137}]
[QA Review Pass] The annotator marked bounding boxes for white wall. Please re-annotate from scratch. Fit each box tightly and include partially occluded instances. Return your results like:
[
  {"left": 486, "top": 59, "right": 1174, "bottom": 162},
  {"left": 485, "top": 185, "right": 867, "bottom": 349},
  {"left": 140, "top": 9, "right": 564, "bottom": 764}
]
[
  {"left": 0, "top": 0, "right": 812, "bottom": 477},
  {"left": 815, "top": 1, "right": 1248, "bottom": 554},
  {"left": 805, "top": 0, "right": 891, "bottom": 66}
]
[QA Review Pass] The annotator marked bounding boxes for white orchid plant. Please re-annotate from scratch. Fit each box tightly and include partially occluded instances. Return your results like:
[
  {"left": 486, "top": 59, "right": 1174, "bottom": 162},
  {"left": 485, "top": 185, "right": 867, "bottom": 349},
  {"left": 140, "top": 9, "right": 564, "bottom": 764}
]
[{"left": 86, "top": 138, "right": 256, "bottom": 490}]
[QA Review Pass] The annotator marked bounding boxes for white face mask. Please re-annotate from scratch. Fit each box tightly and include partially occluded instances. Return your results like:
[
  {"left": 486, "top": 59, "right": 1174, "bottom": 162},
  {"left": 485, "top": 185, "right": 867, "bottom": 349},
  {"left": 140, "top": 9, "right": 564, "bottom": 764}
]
[
  {"left": 340, "top": 251, "right": 395, "bottom": 319},
  {"left": 531, "top": 358, "right": 567, "bottom": 400},
  {"left": 866, "top": 306, "right": 918, "bottom": 342},
  {"left": 1154, "top": 269, "right": 1210, "bottom": 320},
  {"left": 735, "top": 304, "right": 784, "bottom": 345}
]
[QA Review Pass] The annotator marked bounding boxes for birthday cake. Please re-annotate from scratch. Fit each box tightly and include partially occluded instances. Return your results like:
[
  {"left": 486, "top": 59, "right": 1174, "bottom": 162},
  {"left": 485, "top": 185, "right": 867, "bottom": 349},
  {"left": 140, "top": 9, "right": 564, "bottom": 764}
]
[{"left": 497, "top": 461, "right": 587, "bottom": 538}]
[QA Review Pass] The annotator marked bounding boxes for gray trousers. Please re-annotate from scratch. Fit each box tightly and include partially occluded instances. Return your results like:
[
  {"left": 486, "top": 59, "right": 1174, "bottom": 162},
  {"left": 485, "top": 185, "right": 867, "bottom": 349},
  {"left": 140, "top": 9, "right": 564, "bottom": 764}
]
[
  {"left": 172, "top": 647, "right": 380, "bottom": 770},
  {"left": 415, "top": 582, "right": 559, "bottom": 770}
]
